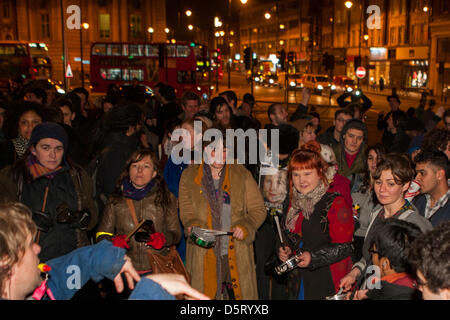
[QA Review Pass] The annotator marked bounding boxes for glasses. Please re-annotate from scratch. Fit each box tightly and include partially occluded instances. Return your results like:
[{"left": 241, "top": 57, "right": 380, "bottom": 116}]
[{"left": 336, "top": 118, "right": 348, "bottom": 123}]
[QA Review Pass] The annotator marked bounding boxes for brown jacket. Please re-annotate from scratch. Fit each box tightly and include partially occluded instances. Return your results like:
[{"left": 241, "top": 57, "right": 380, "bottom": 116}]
[
  {"left": 179, "top": 164, "right": 266, "bottom": 300},
  {"left": 97, "top": 188, "right": 180, "bottom": 272}
]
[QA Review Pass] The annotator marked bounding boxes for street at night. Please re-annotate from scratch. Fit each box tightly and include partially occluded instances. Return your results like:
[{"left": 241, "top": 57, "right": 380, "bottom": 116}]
[{"left": 0, "top": 0, "right": 449, "bottom": 309}]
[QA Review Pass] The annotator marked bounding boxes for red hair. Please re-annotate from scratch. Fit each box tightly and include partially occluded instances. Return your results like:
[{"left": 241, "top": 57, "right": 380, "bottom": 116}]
[{"left": 288, "top": 141, "right": 329, "bottom": 196}]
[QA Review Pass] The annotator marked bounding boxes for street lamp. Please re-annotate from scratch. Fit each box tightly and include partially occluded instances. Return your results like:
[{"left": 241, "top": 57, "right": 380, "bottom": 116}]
[
  {"left": 240, "top": 0, "right": 248, "bottom": 4},
  {"left": 264, "top": 12, "right": 271, "bottom": 20},
  {"left": 188, "top": 24, "right": 194, "bottom": 31},
  {"left": 423, "top": 6, "right": 429, "bottom": 12},
  {"left": 364, "top": 34, "right": 369, "bottom": 41},
  {"left": 185, "top": 10, "right": 192, "bottom": 16},
  {"left": 279, "top": 24, "right": 285, "bottom": 30},
  {"left": 148, "top": 27, "right": 154, "bottom": 42},
  {"left": 165, "top": 27, "right": 170, "bottom": 34},
  {"left": 80, "top": 22, "right": 89, "bottom": 88},
  {"left": 345, "top": 1, "right": 353, "bottom": 9}
]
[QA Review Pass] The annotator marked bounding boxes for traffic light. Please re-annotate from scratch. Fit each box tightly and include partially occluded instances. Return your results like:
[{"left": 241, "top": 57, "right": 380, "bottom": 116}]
[
  {"left": 322, "top": 53, "right": 329, "bottom": 70},
  {"left": 354, "top": 55, "right": 362, "bottom": 71},
  {"left": 278, "top": 49, "right": 286, "bottom": 71},
  {"left": 244, "top": 47, "right": 251, "bottom": 70},
  {"left": 287, "top": 51, "right": 295, "bottom": 64}
]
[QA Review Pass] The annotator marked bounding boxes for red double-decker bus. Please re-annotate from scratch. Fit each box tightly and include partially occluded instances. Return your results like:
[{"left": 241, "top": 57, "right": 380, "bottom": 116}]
[
  {"left": 89, "top": 41, "right": 212, "bottom": 99},
  {"left": 0, "top": 41, "right": 52, "bottom": 92}
]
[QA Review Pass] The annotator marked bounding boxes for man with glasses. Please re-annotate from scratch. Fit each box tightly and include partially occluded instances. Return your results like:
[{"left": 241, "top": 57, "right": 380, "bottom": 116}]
[{"left": 317, "top": 109, "right": 353, "bottom": 149}]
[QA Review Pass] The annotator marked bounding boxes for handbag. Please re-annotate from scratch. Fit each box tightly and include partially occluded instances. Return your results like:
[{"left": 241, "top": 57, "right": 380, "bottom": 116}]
[{"left": 125, "top": 198, "right": 190, "bottom": 283}]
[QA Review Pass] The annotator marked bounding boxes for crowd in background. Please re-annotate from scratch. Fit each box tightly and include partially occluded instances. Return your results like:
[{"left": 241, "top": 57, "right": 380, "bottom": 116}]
[{"left": 0, "top": 76, "right": 449, "bottom": 301}]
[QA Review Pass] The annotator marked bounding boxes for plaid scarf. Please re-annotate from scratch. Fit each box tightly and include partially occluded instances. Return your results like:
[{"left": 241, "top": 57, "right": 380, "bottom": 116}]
[{"left": 26, "top": 154, "right": 62, "bottom": 180}]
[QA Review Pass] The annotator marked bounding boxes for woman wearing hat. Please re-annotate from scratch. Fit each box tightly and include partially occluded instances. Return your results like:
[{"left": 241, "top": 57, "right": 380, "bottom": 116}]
[{"left": 0, "top": 122, "right": 97, "bottom": 262}]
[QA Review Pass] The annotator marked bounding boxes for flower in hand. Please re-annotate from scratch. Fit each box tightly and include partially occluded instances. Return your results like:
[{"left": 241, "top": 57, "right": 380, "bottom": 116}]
[
  {"left": 112, "top": 234, "right": 130, "bottom": 249},
  {"left": 146, "top": 232, "right": 166, "bottom": 249}
]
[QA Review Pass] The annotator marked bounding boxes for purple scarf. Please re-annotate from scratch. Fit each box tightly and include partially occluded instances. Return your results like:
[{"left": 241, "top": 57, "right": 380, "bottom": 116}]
[{"left": 122, "top": 178, "right": 156, "bottom": 201}]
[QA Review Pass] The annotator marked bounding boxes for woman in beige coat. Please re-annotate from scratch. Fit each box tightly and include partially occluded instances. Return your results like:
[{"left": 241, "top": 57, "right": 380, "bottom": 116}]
[{"left": 179, "top": 138, "right": 266, "bottom": 300}]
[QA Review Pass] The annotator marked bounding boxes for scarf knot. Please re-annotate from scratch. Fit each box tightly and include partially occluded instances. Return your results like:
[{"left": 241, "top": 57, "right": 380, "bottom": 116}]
[{"left": 122, "top": 178, "right": 156, "bottom": 201}]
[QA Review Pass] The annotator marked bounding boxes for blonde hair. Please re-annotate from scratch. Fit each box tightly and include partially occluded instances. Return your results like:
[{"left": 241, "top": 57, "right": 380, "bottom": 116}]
[{"left": 0, "top": 202, "right": 36, "bottom": 295}]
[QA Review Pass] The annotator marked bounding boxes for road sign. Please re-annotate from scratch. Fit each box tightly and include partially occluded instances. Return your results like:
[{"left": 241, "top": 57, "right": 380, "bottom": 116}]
[
  {"left": 356, "top": 66, "right": 366, "bottom": 79},
  {"left": 65, "top": 63, "right": 73, "bottom": 78}
]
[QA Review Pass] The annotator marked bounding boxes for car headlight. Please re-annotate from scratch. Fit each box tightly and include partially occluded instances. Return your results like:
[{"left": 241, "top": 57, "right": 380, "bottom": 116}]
[
  {"left": 210, "top": 85, "right": 215, "bottom": 90},
  {"left": 255, "top": 77, "right": 260, "bottom": 82},
  {"left": 317, "top": 85, "right": 324, "bottom": 90},
  {"left": 331, "top": 85, "right": 336, "bottom": 90},
  {"left": 347, "top": 87, "right": 353, "bottom": 92},
  {"left": 197, "top": 86, "right": 201, "bottom": 91},
  {"left": 269, "top": 79, "right": 274, "bottom": 84},
  {"left": 290, "top": 81, "right": 296, "bottom": 87}
]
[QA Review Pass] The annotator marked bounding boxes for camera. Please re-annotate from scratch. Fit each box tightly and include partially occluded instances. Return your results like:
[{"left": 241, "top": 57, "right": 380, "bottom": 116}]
[
  {"left": 275, "top": 251, "right": 303, "bottom": 275},
  {"left": 56, "top": 203, "right": 91, "bottom": 230},
  {"left": 32, "top": 210, "right": 53, "bottom": 232}
]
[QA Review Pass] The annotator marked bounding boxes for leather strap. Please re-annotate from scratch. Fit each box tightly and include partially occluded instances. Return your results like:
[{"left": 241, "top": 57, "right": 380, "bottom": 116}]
[
  {"left": 126, "top": 198, "right": 139, "bottom": 226},
  {"left": 35, "top": 186, "right": 49, "bottom": 244}
]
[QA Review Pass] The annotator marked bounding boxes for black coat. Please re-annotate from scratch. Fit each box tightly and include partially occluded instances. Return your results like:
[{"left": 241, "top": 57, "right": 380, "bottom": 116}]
[
  {"left": 413, "top": 193, "right": 450, "bottom": 227},
  {"left": 96, "top": 131, "right": 139, "bottom": 199}
]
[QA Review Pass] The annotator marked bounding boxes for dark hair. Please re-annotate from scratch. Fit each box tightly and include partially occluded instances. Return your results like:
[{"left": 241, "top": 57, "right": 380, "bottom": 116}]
[
  {"left": 370, "top": 218, "right": 422, "bottom": 273},
  {"left": 373, "top": 153, "right": 416, "bottom": 186},
  {"left": 387, "top": 94, "right": 401, "bottom": 105},
  {"left": 2, "top": 101, "right": 44, "bottom": 140},
  {"left": 408, "top": 221, "right": 450, "bottom": 293},
  {"left": 421, "top": 128, "right": 450, "bottom": 155},
  {"left": 243, "top": 93, "right": 255, "bottom": 106},
  {"left": 414, "top": 150, "right": 450, "bottom": 179},
  {"left": 159, "top": 84, "right": 176, "bottom": 102},
  {"left": 72, "top": 87, "right": 89, "bottom": 100},
  {"left": 181, "top": 91, "right": 200, "bottom": 106},
  {"left": 359, "top": 144, "right": 387, "bottom": 194},
  {"left": 267, "top": 103, "right": 282, "bottom": 118},
  {"left": 209, "top": 96, "right": 229, "bottom": 118},
  {"left": 63, "top": 92, "right": 82, "bottom": 123},
  {"left": 24, "top": 86, "right": 47, "bottom": 105},
  {"left": 346, "top": 103, "right": 363, "bottom": 119},
  {"left": 53, "top": 97, "right": 74, "bottom": 114},
  {"left": 111, "top": 149, "right": 171, "bottom": 210},
  {"left": 220, "top": 90, "right": 237, "bottom": 106},
  {"left": 41, "top": 106, "right": 64, "bottom": 123},
  {"left": 90, "top": 102, "right": 143, "bottom": 154},
  {"left": 334, "top": 108, "right": 353, "bottom": 120}
]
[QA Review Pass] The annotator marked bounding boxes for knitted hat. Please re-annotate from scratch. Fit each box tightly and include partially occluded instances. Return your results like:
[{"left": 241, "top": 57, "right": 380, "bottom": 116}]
[
  {"left": 340, "top": 119, "right": 368, "bottom": 145},
  {"left": 29, "top": 122, "right": 68, "bottom": 151}
]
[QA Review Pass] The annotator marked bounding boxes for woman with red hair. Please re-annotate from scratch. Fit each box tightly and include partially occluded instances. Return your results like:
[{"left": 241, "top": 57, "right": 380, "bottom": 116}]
[{"left": 278, "top": 141, "right": 354, "bottom": 300}]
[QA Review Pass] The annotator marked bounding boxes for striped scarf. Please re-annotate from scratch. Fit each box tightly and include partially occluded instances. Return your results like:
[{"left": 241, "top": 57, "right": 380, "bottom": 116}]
[{"left": 26, "top": 154, "right": 62, "bottom": 180}]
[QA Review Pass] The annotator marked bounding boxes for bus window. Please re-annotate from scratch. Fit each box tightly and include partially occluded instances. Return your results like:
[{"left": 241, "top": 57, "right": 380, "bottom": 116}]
[
  {"left": 177, "top": 70, "right": 195, "bottom": 84},
  {"left": 167, "top": 45, "right": 177, "bottom": 57},
  {"left": 130, "top": 69, "right": 144, "bottom": 81},
  {"left": 130, "top": 45, "right": 144, "bottom": 57},
  {"left": 145, "top": 45, "right": 158, "bottom": 57},
  {"left": 92, "top": 44, "right": 106, "bottom": 55},
  {"left": 122, "top": 44, "right": 129, "bottom": 56},
  {"left": 108, "top": 44, "right": 122, "bottom": 56},
  {"left": 100, "top": 68, "right": 122, "bottom": 80},
  {"left": 176, "top": 45, "right": 190, "bottom": 58}
]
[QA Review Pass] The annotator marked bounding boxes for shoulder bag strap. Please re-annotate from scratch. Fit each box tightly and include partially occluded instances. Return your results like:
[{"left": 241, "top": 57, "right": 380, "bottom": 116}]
[{"left": 35, "top": 186, "right": 49, "bottom": 244}]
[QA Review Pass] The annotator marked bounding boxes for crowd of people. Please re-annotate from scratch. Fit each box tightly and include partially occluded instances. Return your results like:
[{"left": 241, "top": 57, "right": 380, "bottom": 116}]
[{"left": 0, "top": 77, "right": 449, "bottom": 301}]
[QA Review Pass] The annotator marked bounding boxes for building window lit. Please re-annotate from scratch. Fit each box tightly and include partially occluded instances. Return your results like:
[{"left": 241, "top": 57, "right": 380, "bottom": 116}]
[
  {"left": 99, "top": 13, "right": 111, "bottom": 39},
  {"left": 130, "top": 14, "right": 142, "bottom": 39},
  {"left": 41, "top": 13, "right": 50, "bottom": 38},
  {"left": 3, "top": 0, "right": 10, "bottom": 19}
]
